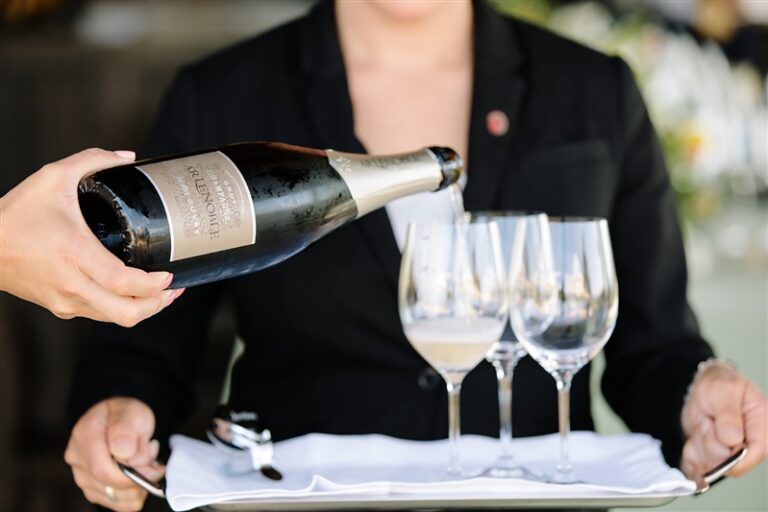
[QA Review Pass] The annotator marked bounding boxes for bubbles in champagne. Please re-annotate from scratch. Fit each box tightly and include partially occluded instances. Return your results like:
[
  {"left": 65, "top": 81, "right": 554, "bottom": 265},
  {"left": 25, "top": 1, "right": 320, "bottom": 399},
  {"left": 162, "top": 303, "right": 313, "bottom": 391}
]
[{"left": 405, "top": 317, "right": 505, "bottom": 374}]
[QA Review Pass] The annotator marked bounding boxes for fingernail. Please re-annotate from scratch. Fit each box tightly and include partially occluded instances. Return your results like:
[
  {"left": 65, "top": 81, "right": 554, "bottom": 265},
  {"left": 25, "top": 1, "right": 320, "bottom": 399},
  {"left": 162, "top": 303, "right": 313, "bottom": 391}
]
[
  {"left": 164, "top": 290, "right": 177, "bottom": 307},
  {"left": 171, "top": 289, "right": 185, "bottom": 304},
  {"left": 114, "top": 150, "right": 136, "bottom": 159},
  {"left": 149, "top": 439, "right": 160, "bottom": 459},
  {"left": 111, "top": 437, "right": 134, "bottom": 458},
  {"left": 164, "top": 288, "right": 184, "bottom": 308},
  {"left": 721, "top": 425, "right": 743, "bottom": 442},
  {"left": 162, "top": 273, "right": 173, "bottom": 289}
]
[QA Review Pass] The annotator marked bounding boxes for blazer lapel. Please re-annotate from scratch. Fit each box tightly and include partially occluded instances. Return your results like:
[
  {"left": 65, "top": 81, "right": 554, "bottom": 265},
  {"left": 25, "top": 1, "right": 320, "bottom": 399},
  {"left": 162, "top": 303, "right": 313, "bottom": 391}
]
[
  {"left": 299, "top": 0, "right": 402, "bottom": 290},
  {"left": 299, "top": 1, "right": 357, "bottom": 153},
  {"left": 297, "top": 0, "right": 529, "bottom": 290},
  {"left": 464, "top": 0, "right": 527, "bottom": 211}
]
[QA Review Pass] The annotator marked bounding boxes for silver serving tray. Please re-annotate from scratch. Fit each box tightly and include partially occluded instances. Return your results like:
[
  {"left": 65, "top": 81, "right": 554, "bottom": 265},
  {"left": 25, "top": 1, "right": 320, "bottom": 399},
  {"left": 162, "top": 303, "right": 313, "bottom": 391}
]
[{"left": 203, "top": 493, "right": 683, "bottom": 510}]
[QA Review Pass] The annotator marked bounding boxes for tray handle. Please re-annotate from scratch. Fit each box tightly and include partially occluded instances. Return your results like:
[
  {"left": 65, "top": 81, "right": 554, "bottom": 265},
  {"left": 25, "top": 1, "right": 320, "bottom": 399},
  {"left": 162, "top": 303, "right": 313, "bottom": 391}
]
[{"left": 115, "top": 461, "right": 167, "bottom": 499}]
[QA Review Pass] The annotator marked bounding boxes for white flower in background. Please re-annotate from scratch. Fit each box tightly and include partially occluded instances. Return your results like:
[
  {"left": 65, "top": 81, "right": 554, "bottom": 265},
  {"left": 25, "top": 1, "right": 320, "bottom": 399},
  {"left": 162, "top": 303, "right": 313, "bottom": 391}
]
[
  {"left": 518, "top": 0, "right": 768, "bottom": 272},
  {"left": 542, "top": 1, "right": 767, "bottom": 196},
  {"left": 548, "top": 1, "right": 615, "bottom": 49}
]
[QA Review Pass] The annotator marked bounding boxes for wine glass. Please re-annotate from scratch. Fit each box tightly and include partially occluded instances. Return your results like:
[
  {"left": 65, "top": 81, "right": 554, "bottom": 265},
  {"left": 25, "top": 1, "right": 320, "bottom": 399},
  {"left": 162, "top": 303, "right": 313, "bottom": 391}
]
[
  {"left": 510, "top": 217, "right": 618, "bottom": 483},
  {"left": 472, "top": 211, "right": 549, "bottom": 479},
  {"left": 399, "top": 219, "right": 508, "bottom": 477}
]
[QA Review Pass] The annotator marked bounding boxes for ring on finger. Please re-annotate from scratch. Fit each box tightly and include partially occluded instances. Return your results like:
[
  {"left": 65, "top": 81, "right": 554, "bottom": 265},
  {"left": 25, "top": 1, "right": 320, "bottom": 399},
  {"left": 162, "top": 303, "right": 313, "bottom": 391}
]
[{"left": 104, "top": 485, "right": 118, "bottom": 503}]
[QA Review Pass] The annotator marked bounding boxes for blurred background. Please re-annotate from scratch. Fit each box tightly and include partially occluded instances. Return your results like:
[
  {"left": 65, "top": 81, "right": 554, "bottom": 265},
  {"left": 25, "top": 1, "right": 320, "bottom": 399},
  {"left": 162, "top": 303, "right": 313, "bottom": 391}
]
[{"left": 0, "top": 0, "right": 765, "bottom": 511}]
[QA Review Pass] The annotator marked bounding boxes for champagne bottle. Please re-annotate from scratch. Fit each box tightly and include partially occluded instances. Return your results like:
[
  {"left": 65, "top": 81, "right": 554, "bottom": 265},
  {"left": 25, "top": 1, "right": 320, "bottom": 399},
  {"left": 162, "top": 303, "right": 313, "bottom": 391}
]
[{"left": 79, "top": 141, "right": 462, "bottom": 288}]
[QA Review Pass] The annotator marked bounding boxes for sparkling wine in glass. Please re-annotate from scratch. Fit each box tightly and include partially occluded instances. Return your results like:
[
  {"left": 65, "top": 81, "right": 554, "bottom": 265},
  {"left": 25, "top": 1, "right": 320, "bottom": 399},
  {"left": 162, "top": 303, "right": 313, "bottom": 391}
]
[
  {"left": 472, "top": 211, "right": 549, "bottom": 479},
  {"left": 510, "top": 217, "right": 618, "bottom": 483},
  {"left": 399, "top": 219, "right": 507, "bottom": 477}
]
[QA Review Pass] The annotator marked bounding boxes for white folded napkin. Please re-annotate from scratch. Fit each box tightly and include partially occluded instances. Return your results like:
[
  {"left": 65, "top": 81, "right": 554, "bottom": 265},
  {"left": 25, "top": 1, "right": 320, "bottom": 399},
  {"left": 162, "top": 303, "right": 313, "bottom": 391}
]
[{"left": 164, "top": 431, "right": 696, "bottom": 511}]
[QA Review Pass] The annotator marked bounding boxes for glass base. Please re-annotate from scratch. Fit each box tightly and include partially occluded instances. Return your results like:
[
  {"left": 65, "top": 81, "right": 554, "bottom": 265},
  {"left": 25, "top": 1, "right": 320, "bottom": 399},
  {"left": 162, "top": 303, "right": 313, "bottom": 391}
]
[
  {"left": 446, "top": 465, "right": 463, "bottom": 478},
  {"left": 552, "top": 465, "right": 578, "bottom": 484},
  {"left": 475, "top": 456, "right": 547, "bottom": 481}
]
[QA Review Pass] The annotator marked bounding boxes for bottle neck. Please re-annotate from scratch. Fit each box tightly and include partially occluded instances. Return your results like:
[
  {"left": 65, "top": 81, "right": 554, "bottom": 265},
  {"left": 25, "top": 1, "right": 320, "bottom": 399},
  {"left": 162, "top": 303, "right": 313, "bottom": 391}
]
[{"left": 326, "top": 148, "right": 445, "bottom": 217}]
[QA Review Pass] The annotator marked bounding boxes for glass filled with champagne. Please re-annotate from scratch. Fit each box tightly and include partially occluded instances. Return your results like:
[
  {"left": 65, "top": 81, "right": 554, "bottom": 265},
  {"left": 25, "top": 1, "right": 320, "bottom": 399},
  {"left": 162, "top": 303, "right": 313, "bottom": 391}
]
[{"left": 398, "top": 218, "right": 508, "bottom": 477}]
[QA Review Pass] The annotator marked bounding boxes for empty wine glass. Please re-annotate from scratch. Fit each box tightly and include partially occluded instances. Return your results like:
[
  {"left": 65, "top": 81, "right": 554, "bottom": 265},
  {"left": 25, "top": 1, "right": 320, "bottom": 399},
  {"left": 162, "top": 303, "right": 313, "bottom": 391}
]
[
  {"left": 472, "top": 211, "right": 549, "bottom": 479},
  {"left": 399, "top": 219, "right": 508, "bottom": 477},
  {"left": 510, "top": 217, "right": 618, "bottom": 483}
]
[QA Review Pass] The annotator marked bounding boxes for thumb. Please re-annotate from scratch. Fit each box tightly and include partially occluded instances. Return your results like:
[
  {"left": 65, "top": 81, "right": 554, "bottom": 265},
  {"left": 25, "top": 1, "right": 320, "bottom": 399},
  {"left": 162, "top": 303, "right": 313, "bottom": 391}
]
[
  {"left": 699, "top": 378, "right": 746, "bottom": 447},
  {"left": 714, "top": 406, "right": 745, "bottom": 447},
  {"left": 106, "top": 398, "right": 155, "bottom": 461}
]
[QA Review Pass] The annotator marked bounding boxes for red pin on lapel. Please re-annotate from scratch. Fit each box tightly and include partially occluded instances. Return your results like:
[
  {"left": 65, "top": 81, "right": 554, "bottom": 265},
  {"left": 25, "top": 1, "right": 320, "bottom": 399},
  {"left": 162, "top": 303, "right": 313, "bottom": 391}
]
[{"left": 486, "top": 109, "right": 509, "bottom": 137}]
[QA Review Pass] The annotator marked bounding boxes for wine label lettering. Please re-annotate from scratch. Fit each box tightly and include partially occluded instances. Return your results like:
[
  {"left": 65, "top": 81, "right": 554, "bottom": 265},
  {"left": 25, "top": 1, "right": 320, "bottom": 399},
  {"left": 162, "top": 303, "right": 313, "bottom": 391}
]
[
  {"left": 137, "top": 151, "right": 255, "bottom": 261},
  {"left": 327, "top": 149, "right": 441, "bottom": 217}
]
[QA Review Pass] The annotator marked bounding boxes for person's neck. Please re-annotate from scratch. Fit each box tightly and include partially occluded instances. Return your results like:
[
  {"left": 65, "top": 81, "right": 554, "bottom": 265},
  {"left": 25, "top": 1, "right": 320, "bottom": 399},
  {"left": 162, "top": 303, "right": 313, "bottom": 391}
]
[{"left": 335, "top": 0, "right": 473, "bottom": 70}]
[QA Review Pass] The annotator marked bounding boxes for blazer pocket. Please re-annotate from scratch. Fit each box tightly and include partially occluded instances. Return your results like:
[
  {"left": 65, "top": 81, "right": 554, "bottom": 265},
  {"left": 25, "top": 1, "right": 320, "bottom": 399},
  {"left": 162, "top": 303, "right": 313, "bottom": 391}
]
[{"left": 511, "top": 140, "right": 616, "bottom": 217}]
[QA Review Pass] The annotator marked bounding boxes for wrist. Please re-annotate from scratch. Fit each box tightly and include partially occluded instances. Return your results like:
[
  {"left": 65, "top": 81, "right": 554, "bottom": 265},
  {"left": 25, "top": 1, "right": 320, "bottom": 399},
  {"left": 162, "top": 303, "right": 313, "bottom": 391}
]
[{"left": 692, "top": 357, "right": 739, "bottom": 384}]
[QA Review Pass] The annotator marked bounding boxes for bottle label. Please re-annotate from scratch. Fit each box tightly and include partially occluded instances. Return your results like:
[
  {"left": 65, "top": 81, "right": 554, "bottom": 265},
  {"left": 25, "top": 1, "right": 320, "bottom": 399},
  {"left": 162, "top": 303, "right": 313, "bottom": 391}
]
[{"left": 137, "top": 151, "right": 256, "bottom": 261}]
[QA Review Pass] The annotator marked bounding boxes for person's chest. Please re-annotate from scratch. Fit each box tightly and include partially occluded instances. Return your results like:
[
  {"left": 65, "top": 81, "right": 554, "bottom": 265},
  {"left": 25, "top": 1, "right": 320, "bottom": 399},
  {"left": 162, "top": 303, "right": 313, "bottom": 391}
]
[{"left": 346, "top": 64, "right": 472, "bottom": 160}]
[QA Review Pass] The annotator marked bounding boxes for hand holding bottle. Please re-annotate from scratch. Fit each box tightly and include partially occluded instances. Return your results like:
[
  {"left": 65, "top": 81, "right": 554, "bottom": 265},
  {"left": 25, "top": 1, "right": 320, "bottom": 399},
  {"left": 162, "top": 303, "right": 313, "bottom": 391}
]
[{"left": 0, "top": 148, "right": 183, "bottom": 326}]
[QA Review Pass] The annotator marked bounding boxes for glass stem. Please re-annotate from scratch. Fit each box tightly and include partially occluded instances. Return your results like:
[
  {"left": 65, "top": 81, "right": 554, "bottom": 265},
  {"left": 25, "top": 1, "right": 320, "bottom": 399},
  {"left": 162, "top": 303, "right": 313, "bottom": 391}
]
[
  {"left": 555, "top": 370, "right": 575, "bottom": 482},
  {"left": 494, "top": 361, "right": 515, "bottom": 460},
  {"left": 446, "top": 379, "right": 462, "bottom": 476}
]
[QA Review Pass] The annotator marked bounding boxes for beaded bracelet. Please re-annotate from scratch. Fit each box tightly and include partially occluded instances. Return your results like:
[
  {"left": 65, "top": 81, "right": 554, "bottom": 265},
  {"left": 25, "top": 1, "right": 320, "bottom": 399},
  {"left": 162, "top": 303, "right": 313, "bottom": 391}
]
[{"left": 695, "top": 357, "right": 739, "bottom": 376}]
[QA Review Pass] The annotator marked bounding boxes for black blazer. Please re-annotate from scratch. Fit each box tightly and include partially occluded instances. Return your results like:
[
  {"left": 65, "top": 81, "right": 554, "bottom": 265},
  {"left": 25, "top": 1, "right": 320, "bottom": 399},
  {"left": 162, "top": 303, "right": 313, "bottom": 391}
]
[{"left": 69, "top": 0, "right": 713, "bottom": 467}]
